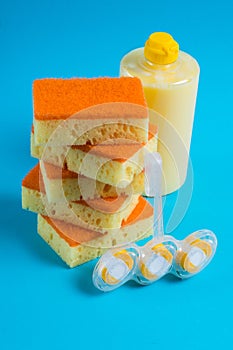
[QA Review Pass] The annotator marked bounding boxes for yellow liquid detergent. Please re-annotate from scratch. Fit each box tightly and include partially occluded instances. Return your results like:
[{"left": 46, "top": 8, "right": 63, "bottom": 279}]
[{"left": 120, "top": 32, "right": 200, "bottom": 194}]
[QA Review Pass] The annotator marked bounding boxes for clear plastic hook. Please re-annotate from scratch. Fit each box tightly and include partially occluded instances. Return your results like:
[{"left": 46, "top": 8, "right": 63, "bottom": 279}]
[{"left": 144, "top": 151, "right": 164, "bottom": 237}]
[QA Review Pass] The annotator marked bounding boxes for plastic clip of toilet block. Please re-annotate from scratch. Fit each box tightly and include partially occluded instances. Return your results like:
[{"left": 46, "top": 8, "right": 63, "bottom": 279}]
[{"left": 92, "top": 229, "right": 217, "bottom": 291}]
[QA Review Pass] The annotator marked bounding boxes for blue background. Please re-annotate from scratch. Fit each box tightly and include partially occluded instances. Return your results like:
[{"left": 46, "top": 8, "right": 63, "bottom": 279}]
[{"left": 1, "top": 1, "right": 232, "bottom": 349}]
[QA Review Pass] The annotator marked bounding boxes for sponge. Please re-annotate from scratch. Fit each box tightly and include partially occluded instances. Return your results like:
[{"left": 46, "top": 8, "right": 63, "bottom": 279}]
[
  {"left": 31, "top": 124, "right": 157, "bottom": 187},
  {"left": 22, "top": 164, "right": 140, "bottom": 231},
  {"left": 40, "top": 161, "right": 145, "bottom": 202},
  {"left": 37, "top": 196, "right": 153, "bottom": 267},
  {"left": 33, "top": 77, "right": 149, "bottom": 145}
]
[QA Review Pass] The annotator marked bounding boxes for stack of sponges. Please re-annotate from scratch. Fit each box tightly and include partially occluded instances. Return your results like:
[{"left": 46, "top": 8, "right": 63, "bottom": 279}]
[{"left": 22, "top": 77, "right": 157, "bottom": 267}]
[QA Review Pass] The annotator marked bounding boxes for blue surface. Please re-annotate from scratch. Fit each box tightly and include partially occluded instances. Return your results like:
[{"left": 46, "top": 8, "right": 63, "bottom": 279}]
[{"left": 1, "top": 1, "right": 233, "bottom": 349}]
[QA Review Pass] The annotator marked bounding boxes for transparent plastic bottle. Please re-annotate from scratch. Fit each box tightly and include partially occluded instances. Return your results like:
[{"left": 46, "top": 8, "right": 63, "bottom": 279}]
[{"left": 120, "top": 32, "right": 200, "bottom": 194}]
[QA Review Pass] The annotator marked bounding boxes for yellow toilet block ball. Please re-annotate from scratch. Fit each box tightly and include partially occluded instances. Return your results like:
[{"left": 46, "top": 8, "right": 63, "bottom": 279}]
[
  {"left": 101, "top": 250, "right": 134, "bottom": 285},
  {"left": 140, "top": 244, "right": 173, "bottom": 281},
  {"left": 176, "top": 239, "right": 213, "bottom": 274}
]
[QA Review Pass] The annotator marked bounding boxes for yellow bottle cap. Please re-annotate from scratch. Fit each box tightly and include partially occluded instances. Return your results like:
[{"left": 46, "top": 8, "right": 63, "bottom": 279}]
[{"left": 144, "top": 32, "right": 179, "bottom": 65}]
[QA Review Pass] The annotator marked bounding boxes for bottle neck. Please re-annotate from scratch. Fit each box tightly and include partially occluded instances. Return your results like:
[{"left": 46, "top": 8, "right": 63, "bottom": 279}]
[{"left": 143, "top": 56, "right": 178, "bottom": 71}]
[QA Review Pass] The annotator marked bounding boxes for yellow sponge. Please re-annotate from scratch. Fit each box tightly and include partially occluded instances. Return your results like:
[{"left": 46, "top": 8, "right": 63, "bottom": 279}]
[{"left": 37, "top": 196, "right": 153, "bottom": 267}]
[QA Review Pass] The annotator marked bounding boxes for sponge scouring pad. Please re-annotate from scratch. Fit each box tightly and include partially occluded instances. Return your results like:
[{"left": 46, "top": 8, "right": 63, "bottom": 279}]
[
  {"left": 33, "top": 77, "right": 149, "bottom": 146},
  {"left": 37, "top": 196, "right": 153, "bottom": 267}
]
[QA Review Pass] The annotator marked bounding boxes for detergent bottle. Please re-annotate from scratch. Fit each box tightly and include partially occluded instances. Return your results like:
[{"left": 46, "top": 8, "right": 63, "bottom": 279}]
[{"left": 120, "top": 32, "right": 200, "bottom": 194}]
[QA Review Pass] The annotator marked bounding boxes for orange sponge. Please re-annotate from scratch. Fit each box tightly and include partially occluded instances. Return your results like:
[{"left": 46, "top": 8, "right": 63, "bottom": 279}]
[
  {"left": 22, "top": 164, "right": 45, "bottom": 193},
  {"left": 33, "top": 77, "right": 147, "bottom": 120},
  {"left": 41, "top": 196, "right": 153, "bottom": 247}
]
